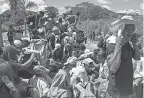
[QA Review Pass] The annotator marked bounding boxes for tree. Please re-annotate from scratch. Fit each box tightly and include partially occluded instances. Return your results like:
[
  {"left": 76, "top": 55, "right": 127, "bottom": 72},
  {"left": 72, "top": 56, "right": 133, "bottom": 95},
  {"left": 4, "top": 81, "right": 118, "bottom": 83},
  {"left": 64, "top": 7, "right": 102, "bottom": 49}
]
[
  {"left": 5, "top": 0, "right": 37, "bottom": 25},
  {"left": 45, "top": 6, "right": 59, "bottom": 18},
  {"left": 26, "top": 1, "right": 37, "bottom": 10},
  {"left": 5, "top": 0, "right": 24, "bottom": 25},
  {"left": 5, "top": 0, "right": 37, "bottom": 35}
]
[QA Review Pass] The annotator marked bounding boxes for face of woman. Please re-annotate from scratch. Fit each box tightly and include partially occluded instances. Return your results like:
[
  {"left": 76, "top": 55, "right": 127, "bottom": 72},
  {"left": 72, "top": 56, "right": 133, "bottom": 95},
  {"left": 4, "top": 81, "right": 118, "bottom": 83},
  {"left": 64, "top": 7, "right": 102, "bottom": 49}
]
[{"left": 122, "top": 24, "right": 135, "bottom": 42}]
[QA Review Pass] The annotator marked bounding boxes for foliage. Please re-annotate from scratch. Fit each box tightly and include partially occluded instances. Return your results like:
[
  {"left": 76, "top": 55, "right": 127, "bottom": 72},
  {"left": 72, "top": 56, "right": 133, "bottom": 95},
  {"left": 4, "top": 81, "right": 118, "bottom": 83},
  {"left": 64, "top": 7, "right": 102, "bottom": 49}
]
[
  {"left": 45, "top": 6, "right": 59, "bottom": 18},
  {"left": 4, "top": 0, "right": 37, "bottom": 26},
  {"left": 72, "top": 2, "right": 143, "bottom": 40},
  {"left": 25, "top": 1, "right": 37, "bottom": 9}
]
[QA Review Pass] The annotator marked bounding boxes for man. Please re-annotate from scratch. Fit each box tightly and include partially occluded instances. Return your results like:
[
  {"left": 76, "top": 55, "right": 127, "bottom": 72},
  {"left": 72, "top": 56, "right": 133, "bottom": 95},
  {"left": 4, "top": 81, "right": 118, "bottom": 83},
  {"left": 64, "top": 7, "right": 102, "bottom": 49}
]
[
  {"left": 7, "top": 25, "right": 15, "bottom": 45},
  {"left": 107, "top": 15, "right": 140, "bottom": 98},
  {"left": 49, "top": 57, "right": 77, "bottom": 98},
  {"left": 27, "top": 11, "right": 44, "bottom": 39},
  {"left": 27, "top": 11, "right": 44, "bottom": 30}
]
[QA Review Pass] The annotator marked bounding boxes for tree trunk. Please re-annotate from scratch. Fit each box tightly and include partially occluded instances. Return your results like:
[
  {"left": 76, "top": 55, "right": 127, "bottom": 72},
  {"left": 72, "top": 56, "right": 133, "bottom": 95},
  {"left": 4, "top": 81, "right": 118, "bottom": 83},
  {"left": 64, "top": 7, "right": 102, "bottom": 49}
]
[{"left": 0, "top": 24, "right": 3, "bottom": 47}]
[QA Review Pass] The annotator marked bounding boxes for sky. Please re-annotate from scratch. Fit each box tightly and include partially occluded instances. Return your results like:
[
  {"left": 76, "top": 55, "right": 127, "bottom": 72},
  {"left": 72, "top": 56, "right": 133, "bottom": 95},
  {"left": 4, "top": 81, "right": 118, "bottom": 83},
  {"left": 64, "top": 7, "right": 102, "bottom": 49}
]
[{"left": 0, "top": 0, "right": 143, "bottom": 15}]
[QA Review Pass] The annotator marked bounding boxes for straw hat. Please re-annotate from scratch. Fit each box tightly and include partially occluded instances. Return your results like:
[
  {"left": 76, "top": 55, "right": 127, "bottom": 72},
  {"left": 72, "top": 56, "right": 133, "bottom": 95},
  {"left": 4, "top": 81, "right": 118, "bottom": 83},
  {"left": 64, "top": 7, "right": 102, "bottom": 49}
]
[
  {"left": 55, "top": 43, "right": 61, "bottom": 49},
  {"left": 38, "top": 28, "right": 44, "bottom": 33},
  {"left": 82, "top": 58, "right": 94, "bottom": 65},
  {"left": 74, "top": 66, "right": 88, "bottom": 81},
  {"left": 110, "top": 15, "right": 138, "bottom": 33},
  {"left": 14, "top": 40, "right": 22, "bottom": 48},
  {"left": 84, "top": 49, "right": 91, "bottom": 54},
  {"left": 72, "top": 32, "right": 77, "bottom": 37},
  {"left": 82, "top": 58, "right": 97, "bottom": 68},
  {"left": 65, "top": 36, "right": 69, "bottom": 40},
  {"left": 106, "top": 35, "right": 117, "bottom": 44},
  {"left": 64, "top": 57, "right": 77, "bottom": 65}
]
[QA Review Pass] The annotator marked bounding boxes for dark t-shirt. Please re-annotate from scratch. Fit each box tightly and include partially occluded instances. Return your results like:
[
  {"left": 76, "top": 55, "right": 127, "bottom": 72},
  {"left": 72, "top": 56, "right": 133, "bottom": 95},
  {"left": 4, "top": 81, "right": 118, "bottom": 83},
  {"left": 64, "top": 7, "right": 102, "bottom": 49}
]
[
  {"left": 7, "top": 28, "right": 15, "bottom": 41},
  {"left": 52, "top": 48, "right": 62, "bottom": 61},
  {"left": 115, "top": 42, "right": 134, "bottom": 96}
]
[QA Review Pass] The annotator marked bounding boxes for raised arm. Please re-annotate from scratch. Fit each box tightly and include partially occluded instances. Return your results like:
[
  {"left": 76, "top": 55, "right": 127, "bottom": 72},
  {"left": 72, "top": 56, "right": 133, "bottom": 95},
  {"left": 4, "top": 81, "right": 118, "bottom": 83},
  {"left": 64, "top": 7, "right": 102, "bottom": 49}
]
[
  {"left": 19, "top": 52, "right": 36, "bottom": 70},
  {"left": 107, "top": 36, "right": 126, "bottom": 73}
]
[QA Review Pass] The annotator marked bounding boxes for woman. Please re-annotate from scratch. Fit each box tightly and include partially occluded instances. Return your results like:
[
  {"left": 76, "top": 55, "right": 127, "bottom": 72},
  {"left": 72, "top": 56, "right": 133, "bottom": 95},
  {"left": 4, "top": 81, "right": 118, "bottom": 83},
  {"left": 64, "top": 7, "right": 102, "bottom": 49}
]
[
  {"left": 107, "top": 15, "right": 140, "bottom": 98},
  {"left": 49, "top": 57, "right": 77, "bottom": 98}
]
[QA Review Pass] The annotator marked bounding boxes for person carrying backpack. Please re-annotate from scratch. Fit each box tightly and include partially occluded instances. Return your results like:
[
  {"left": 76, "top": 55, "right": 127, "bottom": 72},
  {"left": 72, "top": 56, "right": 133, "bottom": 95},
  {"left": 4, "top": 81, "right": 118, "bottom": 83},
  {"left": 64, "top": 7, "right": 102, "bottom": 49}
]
[{"left": 73, "top": 66, "right": 96, "bottom": 98}]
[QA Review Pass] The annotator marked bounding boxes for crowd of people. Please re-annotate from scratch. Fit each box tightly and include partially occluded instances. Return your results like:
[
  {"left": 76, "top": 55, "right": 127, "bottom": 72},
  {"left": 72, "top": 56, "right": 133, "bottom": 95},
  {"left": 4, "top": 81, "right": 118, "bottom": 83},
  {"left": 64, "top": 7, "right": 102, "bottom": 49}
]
[{"left": 0, "top": 10, "right": 143, "bottom": 98}]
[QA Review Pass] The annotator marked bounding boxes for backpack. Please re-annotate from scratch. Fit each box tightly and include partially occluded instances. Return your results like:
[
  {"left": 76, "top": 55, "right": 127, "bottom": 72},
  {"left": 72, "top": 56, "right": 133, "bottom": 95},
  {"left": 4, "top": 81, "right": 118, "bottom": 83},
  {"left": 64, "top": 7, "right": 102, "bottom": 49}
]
[
  {"left": 75, "top": 83, "right": 96, "bottom": 98},
  {"left": 76, "top": 30, "right": 85, "bottom": 44}
]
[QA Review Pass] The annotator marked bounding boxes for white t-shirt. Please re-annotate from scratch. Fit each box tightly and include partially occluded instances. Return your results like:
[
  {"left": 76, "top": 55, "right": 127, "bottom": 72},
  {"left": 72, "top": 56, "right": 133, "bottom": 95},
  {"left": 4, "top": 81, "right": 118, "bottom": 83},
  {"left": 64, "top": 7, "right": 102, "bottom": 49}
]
[{"left": 106, "top": 35, "right": 116, "bottom": 44}]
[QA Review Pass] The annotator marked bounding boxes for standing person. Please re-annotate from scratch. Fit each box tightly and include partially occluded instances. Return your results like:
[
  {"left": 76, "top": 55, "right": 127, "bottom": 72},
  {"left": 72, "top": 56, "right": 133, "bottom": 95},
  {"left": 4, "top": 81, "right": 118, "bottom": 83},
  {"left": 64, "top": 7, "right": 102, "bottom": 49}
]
[
  {"left": 92, "top": 31, "right": 95, "bottom": 43},
  {"left": 107, "top": 15, "right": 140, "bottom": 98},
  {"left": 7, "top": 25, "right": 15, "bottom": 45},
  {"left": 26, "top": 11, "right": 44, "bottom": 39},
  {"left": 84, "top": 35, "right": 87, "bottom": 44}
]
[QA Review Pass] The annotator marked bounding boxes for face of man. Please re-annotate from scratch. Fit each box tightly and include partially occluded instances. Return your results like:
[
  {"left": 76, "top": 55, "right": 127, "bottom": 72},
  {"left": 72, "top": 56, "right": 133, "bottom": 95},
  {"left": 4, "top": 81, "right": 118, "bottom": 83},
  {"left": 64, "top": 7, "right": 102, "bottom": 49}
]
[{"left": 122, "top": 24, "right": 135, "bottom": 42}]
